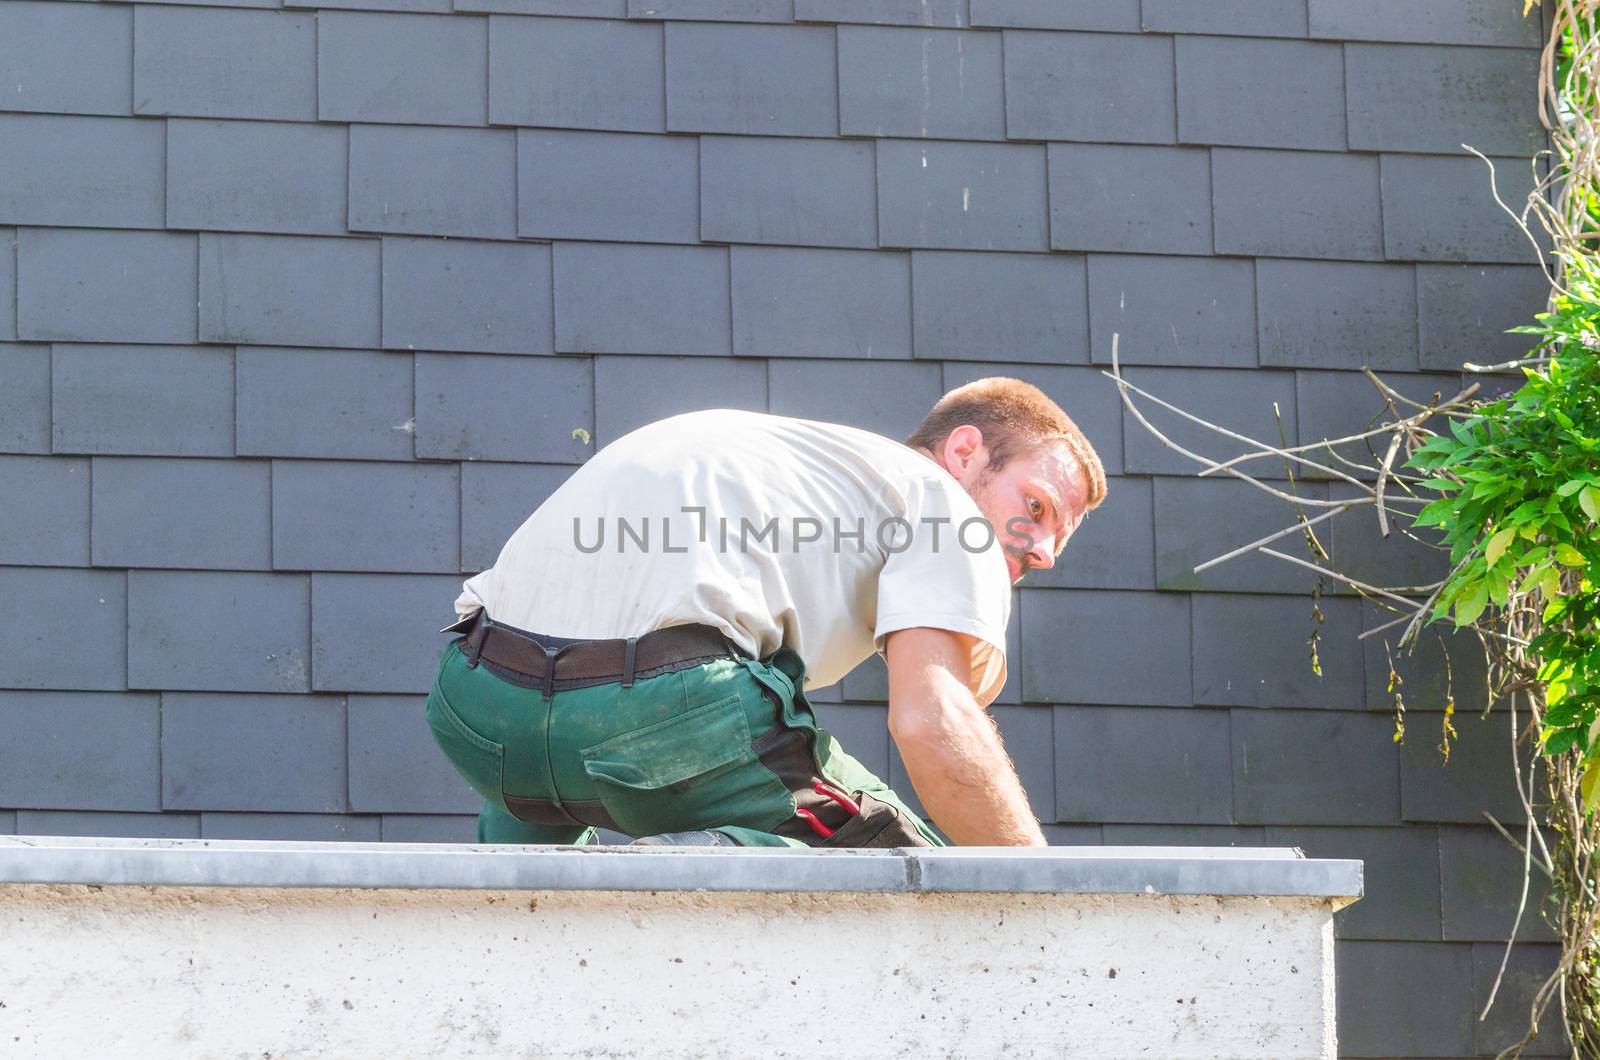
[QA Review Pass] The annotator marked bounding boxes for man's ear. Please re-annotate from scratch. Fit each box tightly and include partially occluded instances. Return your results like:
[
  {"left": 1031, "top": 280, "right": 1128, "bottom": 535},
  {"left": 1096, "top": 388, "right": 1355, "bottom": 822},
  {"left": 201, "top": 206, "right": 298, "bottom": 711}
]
[{"left": 941, "top": 424, "right": 985, "bottom": 477}]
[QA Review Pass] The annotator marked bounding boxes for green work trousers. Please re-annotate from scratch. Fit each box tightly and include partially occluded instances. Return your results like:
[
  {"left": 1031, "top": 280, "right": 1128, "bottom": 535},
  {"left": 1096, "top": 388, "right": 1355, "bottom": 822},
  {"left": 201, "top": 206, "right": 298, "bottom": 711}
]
[{"left": 424, "top": 631, "right": 945, "bottom": 849}]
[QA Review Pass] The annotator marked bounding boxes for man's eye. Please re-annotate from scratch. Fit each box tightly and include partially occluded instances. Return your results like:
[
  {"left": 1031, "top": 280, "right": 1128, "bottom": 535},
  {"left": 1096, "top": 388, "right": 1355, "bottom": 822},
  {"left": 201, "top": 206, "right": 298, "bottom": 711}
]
[{"left": 1028, "top": 497, "right": 1042, "bottom": 517}]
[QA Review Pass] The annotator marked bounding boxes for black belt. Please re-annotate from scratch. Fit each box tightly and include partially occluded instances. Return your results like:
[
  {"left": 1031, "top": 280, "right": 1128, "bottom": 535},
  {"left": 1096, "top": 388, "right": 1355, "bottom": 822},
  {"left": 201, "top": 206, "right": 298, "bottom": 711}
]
[{"left": 442, "top": 608, "right": 743, "bottom": 699}]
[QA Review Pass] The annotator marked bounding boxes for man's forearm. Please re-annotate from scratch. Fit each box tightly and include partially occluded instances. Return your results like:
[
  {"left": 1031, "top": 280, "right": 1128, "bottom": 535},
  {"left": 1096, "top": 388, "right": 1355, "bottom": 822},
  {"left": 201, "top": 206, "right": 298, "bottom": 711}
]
[{"left": 891, "top": 704, "right": 1046, "bottom": 846}]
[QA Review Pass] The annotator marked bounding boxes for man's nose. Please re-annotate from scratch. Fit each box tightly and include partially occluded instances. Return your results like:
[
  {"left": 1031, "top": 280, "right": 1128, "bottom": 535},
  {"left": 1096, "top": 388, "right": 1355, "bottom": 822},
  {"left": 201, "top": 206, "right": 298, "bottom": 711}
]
[{"left": 1026, "top": 536, "right": 1055, "bottom": 572}]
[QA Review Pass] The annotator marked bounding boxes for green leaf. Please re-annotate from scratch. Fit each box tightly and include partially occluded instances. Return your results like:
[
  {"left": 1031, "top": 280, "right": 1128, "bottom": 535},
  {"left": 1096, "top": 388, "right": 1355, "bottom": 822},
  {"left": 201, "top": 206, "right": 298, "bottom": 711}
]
[
  {"left": 1544, "top": 726, "right": 1582, "bottom": 756},
  {"left": 1554, "top": 543, "right": 1587, "bottom": 567},
  {"left": 1485, "top": 527, "right": 1516, "bottom": 567},
  {"left": 1556, "top": 478, "right": 1593, "bottom": 497},
  {"left": 1581, "top": 756, "right": 1600, "bottom": 812},
  {"left": 1581, "top": 485, "right": 1600, "bottom": 523},
  {"left": 1454, "top": 580, "right": 1489, "bottom": 627}
]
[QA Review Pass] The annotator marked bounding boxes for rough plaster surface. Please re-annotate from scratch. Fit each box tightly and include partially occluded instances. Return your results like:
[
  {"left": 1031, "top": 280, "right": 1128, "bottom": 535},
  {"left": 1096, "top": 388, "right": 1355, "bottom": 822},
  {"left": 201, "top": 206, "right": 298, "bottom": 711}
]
[{"left": 0, "top": 885, "right": 1338, "bottom": 1058}]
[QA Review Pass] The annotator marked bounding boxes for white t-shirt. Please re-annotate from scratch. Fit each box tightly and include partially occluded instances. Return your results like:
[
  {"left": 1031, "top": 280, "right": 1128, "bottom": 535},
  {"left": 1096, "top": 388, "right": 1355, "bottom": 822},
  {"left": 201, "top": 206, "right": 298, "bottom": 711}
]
[{"left": 453, "top": 409, "right": 1012, "bottom": 706}]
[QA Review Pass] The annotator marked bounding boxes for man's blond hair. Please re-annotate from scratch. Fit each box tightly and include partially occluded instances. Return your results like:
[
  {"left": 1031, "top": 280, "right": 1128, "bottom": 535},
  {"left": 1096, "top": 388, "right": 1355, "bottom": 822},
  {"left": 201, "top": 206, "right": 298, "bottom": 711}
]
[{"left": 904, "top": 376, "right": 1107, "bottom": 512}]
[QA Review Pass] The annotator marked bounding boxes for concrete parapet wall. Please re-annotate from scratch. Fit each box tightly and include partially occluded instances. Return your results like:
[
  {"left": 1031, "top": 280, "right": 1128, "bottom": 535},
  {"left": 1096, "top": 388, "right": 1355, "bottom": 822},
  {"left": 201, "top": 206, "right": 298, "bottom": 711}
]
[{"left": 0, "top": 838, "right": 1358, "bottom": 1058}]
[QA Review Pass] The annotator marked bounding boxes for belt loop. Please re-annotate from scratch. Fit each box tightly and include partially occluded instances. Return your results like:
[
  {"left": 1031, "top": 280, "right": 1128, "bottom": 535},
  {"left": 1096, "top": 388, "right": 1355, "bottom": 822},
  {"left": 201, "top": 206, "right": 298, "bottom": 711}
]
[
  {"left": 541, "top": 644, "right": 560, "bottom": 702},
  {"left": 465, "top": 614, "right": 490, "bottom": 669},
  {"left": 620, "top": 637, "right": 638, "bottom": 688}
]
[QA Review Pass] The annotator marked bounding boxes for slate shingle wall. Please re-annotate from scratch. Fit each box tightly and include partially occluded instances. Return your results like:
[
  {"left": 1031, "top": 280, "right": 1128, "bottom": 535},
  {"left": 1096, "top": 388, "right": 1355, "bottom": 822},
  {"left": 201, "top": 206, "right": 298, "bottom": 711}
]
[{"left": 0, "top": 1, "right": 1563, "bottom": 1054}]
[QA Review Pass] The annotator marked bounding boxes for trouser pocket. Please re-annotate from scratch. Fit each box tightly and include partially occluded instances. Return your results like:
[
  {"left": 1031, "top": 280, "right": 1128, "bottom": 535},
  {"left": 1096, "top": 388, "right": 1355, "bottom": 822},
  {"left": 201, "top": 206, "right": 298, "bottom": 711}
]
[
  {"left": 818, "top": 792, "right": 936, "bottom": 849},
  {"left": 578, "top": 690, "right": 790, "bottom": 837}
]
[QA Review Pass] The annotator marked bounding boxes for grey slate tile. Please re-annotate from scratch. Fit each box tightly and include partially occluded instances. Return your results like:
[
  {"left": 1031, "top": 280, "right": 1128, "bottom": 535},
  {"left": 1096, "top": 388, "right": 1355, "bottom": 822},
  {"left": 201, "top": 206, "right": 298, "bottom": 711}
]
[
  {"left": 163, "top": 693, "right": 346, "bottom": 812},
  {"left": 1118, "top": 365, "right": 1298, "bottom": 479},
  {"left": 0, "top": 569, "right": 127, "bottom": 691},
  {"left": 732, "top": 246, "right": 911, "bottom": 358},
  {"left": 350, "top": 695, "right": 483, "bottom": 813},
  {"left": 767, "top": 359, "right": 942, "bottom": 436},
  {"left": 1176, "top": 37, "right": 1345, "bottom": 152},
  {"left": 1264, "top": 824, "right": 1442, "bottom": 940},
  {"left": 1309, "top": 0, "right": 1543, "bottom": 48},
  {"left": 990, "top": 704, "right": 1054, "bottom": 821},
  {"left": 1294, "top": 369, "right": 1456, "bottom": 481},
  {"left": 465, "top": 0, "right": 627, "bottom": 16},
  {"left": 348, "top": 125, "right": 516, "bottom": 239},
  {"left": 489, "top": 15, "right": 665, "bottom": 132},
  {"left": 594, "top": 355, "right": 766, "bottom": 448},
  {"left": 1382, "top": 153, "right": 1548, "bottom": 263},
  {"left": 201, "top": 813, "right": 381, "bottom": 841},
  {"left": 940, "top": 361, "right": 1124, "bottom": 475},
  {"left": 876, "top": 139, "right": 1048, "bottom": 251},
  {"left": 1048, "top": 143, "right": 1212, "bottom": 255},
  {"left": 92, "top": 457, "right": 272, "bottom": 570},
  {"left": 1347, "top": 45, "right": 1543, "bottom": 157},
  {"left": 1003, "top": 32, "right": 1175, "bottom": 144},
  {"left": 629, "top": 0, "right": 791, "bottom": 19},
  {"left": 1141, "top": 0, "right": 1308, "bottom": 37},
  {"left": 0, "top": 456, "right": 90, "bottom": 566},
  {"left": 1101, "top": 824, "right": 1264, "bottom": 846},
  {"left": 289, "top": 0, "right": 451, "bottom": 9},
  {"left": 1026, "top": 475, "right": 1153, "bottom": 591},
  {"left": 0, "top": 230, "right": 14, "bottom": 342},
  {"left": 1326, "top": 484, "right": 1451, "bottom": 594},
  {"left": 1401, "top": 709, "right": 1534, "bottom": 825},
  {"left": 1336, "top": 941, "right": 1474, "bottom": 1057},
  {"left": 666, "top": 23, "right": 837, "bottom": 136},
  {"left": 1021, "top": 589, "right": 1191, "bottom": 706},
  {"left": 166, "top": 119, "right": 347, "bottom": 237},
  {"left": 555, "top": 242, "right": 730, "bottom": 356},
  {"left": 133, "top": 5, "right": 317, "bottom": 121},
  {"left": 136, "top": 0, "right": 280, "bottom": 6},
  {"left": 1231, "top": 709, "right": 1401, "bottom": 824},
  {"left": 0, "top": 115, "right": 163, "bottom": 229},
  {"left": 812, "top": 703, "right": 891, "bottom": 781},
  {"left": 1472, "top": 943, "right": 1571, "bottom": 1057},
  {"left": 913, "top": 250, "right": 1088, "bottom": 364},
  {"left": 0, "top": 1, "right": 132, "bottom": 116},
  {"left": 273, "top": 461, "right": 461, "bottom": 573},
  {"left": 1194, "top": 593, "right": 1365, "bottom": 709},
  {"left": 1257, "top": 259, "right": 1419, "bottom": 371},
  {"left": 13, "top": 810, "right": 199, "bottom": 839},
  {"left": 0, "top": 692, "right": 159, "bottom": 811},
  {"left": 1087, "top": 255, "right": 1256, "bottom": 368},
  {"left": 0, "top": 812, "right": 10, "bottom": 835},
  {"left": 18, "top": 229, "right": 197, "bottom": 344},
  {"left": 1040, "top": 824, "right": 1101, "bottom": 844},
  {"left": 972, "top": 0, "right": 1138, "bottom": 30},
  {"left": 1153, "top": 478, "right": 1332, "bottom": 595},
  {"left": 414, "top": 352, "right": 594, "bottom": 462},
  {"left": 798, "top": 0, "right": 965, "bottom": 27},
  {"left": 461, "top": 463, "right": 574, "bottom": 572},
  {"left": 700, "top": 136, "right": 875, "bottom": 248},
  {"left": 383, "top": 237, "right": 553, "bottom": 354},
  {"left": 1054, "top": 705, "right": 1232, "bottom": 824},
  {"left": 1363, "top": 599, "right": 1491, "bottom": 714},
  {"left": 838, "top": 27, "right": 1004, "bottom": 141},
  {"left": 1213, "top": 149, "right": 1384, "bottom": 261},
  {"left": 52, "top": 344, "right": 232, "bottom": 457},
  {"left": 840, "top": 652, "right": 889, "bottom": 703},
  {"left": 1417, "top": 264, "right": 1547, "bottom": 372},
  {"left": 380, "top": 814, "right": 478, "bottom": 842},
  {"left": 0, "top": 343, "right": 49, "bottom": 454},
  {"left": 236, "top": 347, "right": 415, "bottom": 461},
  {"left": 127, "top": 571, "right": 311, "bottom": 693},
  {"left": 1440, "top": 825, "right": 1554, "bottom": 942},
  {"left": 521, "top": 130, "right": 699, "bottom": 245},
  {"left": 318, "top": 11, "right": 487, "bottom": 125},
  {"left": 311, "top": 573, "right": 467, "bottom": 692},
  {"left": 199, "top": 233, "right": 381, "bottom": 349}
]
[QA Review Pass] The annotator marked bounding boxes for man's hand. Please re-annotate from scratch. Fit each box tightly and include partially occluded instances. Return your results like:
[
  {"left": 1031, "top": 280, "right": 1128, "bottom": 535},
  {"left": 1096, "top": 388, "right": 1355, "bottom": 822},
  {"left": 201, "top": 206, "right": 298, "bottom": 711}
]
[{"left": 883, "top": 627, "right": 1046, "bottom": 846}]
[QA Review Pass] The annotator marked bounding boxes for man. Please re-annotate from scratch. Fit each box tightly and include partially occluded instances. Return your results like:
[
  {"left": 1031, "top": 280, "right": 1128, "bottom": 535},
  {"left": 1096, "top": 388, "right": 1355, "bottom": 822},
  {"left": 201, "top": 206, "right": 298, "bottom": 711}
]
[{"left": 426, "top": 376, "right": 1106, "bottom": 848}]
